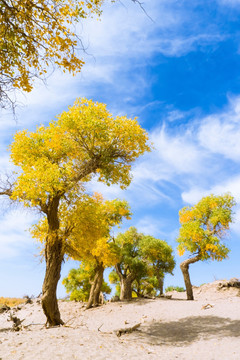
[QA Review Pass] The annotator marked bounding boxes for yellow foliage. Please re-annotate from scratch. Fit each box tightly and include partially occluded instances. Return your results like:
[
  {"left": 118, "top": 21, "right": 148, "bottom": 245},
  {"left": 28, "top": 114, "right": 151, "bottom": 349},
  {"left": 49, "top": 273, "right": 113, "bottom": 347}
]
[
  {"left": 0, "top": 0, "right": 104, "bottom": 100},
  {"left": 177, "top": 194, "right": 235, "bottom": 262},
  {"left": 31, "top": 192, "right": 131, "bottom": 267},
  {"left": 10, "top": 98, "right": 151, "bottom": 207},
  {"left": 11, "top": 97, "right": 149, "bottom": 283}
]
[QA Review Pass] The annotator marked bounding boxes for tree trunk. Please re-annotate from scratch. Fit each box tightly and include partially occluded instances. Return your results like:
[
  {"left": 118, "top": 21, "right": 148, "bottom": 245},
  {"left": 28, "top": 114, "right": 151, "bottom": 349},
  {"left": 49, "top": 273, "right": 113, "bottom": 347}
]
[
  {"left": 115, "top": 264, "right": 134, "bottom": 300},
  {"left": 120, "top": 276, "right": 133, "bottom": 300},
  {"left": 158, "top": 276, "right": 164, "bottom": 295},
  {"left": 180, "top": 255, "right": 200, "bottom": 300},
  {"left": 41, "top": 196, "right": 64, "bottom": 326},
  {"left": 86, "top": 262, "right": 104, "bottom": 309},
  {"left": 42, "top": 238, "right": 64, "bottom": 325}
]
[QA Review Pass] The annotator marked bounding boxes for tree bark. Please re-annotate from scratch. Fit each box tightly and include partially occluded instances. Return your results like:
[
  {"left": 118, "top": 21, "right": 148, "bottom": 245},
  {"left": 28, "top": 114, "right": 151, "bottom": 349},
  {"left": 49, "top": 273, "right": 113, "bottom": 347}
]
[
  {"left": 41, "top": 196, "right": 64, "bottom": 326},
  {"left": 120, "top": 276, "right": 134, "bottom": 300},
  {"left": 86, "top": 262, "right": 104, "bottom": 309},
  {"left": 115, "top": 263, "right": 134, "bottom": 300},
  {"left": 42, "top": 238, "right": 64, "bottom": 325},
  {"left": 180, "top": 255, "right": 200, "bottom": 300},
  {"left": 157, "top": 276, "right": 164, "bottom": 295}
]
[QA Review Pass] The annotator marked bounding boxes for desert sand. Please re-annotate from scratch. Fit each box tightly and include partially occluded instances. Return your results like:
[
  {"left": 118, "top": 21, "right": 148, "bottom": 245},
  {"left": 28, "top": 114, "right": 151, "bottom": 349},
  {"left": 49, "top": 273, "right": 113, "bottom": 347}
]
[{"left": 0, "top": 281, "right": 240, "bottom": 360}]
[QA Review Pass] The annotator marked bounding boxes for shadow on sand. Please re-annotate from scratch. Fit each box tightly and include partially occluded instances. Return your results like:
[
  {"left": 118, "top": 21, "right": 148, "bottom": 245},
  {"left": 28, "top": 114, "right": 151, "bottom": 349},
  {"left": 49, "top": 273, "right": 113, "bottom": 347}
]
[{"left": 130, "top": 316, "right": 240, "bottom": 346}]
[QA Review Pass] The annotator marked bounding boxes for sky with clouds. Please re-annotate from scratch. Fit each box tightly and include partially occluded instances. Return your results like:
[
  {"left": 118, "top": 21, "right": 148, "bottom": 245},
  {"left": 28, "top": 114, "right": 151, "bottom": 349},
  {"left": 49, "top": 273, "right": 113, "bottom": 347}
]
[{"left": 1, "top": 0, "right": 240, "bottom": 298}]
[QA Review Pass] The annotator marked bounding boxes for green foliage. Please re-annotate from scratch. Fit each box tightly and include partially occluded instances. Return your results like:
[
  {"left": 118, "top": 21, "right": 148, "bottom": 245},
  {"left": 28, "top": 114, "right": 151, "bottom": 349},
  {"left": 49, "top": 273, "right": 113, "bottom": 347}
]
[
  {"left": 165, "top": 286, "right": 185, "bottom": 293},
  {"left": 112, "top": 227, "right": 175, "bottom": 296},
  {"left": 115, "top": 227, "right": 148, "bottom": 279},
  {"left": 132, "top": 276, "right": 158, "bottom": 297},
  {"left": 140, "top": 235, "right": 175, "bottom": 277},
  {"left": 62, "top": 263, "right": 111, "bottom": 302},
  {"left": 177, "top": 193, "right": 236, "bottom": 261}
]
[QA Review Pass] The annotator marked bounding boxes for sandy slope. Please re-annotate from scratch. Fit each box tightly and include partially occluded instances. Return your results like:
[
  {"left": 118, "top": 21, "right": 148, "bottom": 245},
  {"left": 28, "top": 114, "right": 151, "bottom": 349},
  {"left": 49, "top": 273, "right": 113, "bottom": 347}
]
[{"left": 0, "top": 281, "right": 240, "bottom": 360}]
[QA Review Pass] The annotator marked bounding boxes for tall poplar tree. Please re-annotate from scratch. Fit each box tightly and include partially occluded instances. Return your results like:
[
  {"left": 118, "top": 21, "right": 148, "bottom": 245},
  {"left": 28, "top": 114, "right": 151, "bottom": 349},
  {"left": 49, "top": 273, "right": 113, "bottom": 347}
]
[{"left": 4, "top": 98, "right": 151, "bottom": 325}]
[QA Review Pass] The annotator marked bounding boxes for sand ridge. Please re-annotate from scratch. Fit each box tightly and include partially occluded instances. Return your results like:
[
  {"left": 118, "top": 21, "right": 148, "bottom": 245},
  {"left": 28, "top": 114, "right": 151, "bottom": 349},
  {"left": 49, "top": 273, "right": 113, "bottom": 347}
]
[{"left": 0, "top": 281, "right": 240, "bottom": 360}]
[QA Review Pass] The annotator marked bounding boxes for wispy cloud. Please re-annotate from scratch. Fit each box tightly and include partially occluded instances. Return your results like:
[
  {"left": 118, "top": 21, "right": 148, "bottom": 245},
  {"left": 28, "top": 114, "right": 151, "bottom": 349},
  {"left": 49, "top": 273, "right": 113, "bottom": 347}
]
[
  {"left": 0, "top": 0, "right": 227, "bottom": 130},
  {"left": 86, "top": 95, "right": 240, "bottom": 211},
  {"left": 0, "top": 210, "right": 39, "bottom": 259},
  {"left": 198, "top": 96, "right": 240, "bottom": 162}
]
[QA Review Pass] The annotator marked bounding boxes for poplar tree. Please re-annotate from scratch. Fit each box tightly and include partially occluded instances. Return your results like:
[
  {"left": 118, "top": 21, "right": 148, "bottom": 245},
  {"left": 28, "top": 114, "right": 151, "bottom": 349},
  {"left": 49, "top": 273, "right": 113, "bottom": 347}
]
[
  {"left": 177, "top": 194, "right": 236, "bottom": 300},
  {"left": 4, "top": 98, "right": 151, "bottom": 325}
]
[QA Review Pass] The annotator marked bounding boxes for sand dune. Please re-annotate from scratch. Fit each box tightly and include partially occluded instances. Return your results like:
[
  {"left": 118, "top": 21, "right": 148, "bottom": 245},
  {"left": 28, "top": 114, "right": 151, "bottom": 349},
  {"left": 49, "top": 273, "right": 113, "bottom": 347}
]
[{"left": 0, "top": 281, "right": 240, "bottom": 360}]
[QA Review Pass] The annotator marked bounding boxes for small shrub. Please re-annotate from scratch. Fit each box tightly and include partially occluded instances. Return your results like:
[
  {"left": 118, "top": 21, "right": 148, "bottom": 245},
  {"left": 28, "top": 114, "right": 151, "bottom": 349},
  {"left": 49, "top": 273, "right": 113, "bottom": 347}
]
[
  {"left": 165, "top": 286, "right": 185, "bottom": 293},
  {"left": 0, "top": 297, "right": 25, "bottom": 307}
]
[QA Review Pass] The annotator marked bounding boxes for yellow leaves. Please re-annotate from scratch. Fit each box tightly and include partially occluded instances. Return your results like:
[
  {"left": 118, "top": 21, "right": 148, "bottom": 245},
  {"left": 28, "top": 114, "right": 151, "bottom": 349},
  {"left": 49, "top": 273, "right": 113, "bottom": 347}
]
[
  {"left": 30, "top": 193, "right": 131, "bottom": 266},
  {"left": 178, "top": 246, "right": 185, "bottom": 257},
  {"left": 0, "top": 1, "right": 104, "bottom": 98},
  {"left": 10, "top": 97, "right": 147, "bottom": 269},
  {"left": 179, "top": 208, "right": 193, "bottom": 224},
  {"left": 177, "top": 194, "right": 235, "bottom": 262}
]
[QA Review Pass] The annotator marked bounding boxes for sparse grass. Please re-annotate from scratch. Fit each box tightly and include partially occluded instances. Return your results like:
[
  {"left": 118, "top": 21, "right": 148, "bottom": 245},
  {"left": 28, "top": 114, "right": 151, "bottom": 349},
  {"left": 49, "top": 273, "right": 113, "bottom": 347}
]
[
  {"left": 0, "top": 297, "right": 25, "bottom": 307},
  {"left": 165, "top": 286, "right": 185, "bottom": 293}
]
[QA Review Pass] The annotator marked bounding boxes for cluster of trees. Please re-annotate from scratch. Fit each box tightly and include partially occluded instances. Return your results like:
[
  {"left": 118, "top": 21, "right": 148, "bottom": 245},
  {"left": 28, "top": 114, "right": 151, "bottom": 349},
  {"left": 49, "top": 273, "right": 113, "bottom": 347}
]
[
  {"left": 0, "top": 0, "right": 152, "bottom": 326},
  {"left": 0, "top": 100, "right": 236, "bottom": 325},
  {"left": 63, "top": 227, "right": 175, "bottom": 304},
  {"left": 0, "top": 0, "right": 237, "bottom": 328},
  {"left": 0, "top": 97, "right": 236, "bottom": 324},
  {"left": 0, "top": 97, "right": 151, "bottom": 325},
  {"left": 63, "top": 193, "right": 235, "bottom": 306}
]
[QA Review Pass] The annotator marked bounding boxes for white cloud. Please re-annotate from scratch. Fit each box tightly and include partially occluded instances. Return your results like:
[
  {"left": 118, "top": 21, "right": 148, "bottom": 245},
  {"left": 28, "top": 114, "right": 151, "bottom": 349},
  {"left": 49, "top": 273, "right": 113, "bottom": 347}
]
[
  {"left": 151, "top": 126, "right": 206, "bottom": 175},
  {"left": 0, "top": 209, "right": 39, "bottom": 259},
  {"left": 134, "top": 216, "right": 165, "bottom": 238},
  {"left": 198, "top": 97, "right": 240, "bottom": 162},
  {"left": 0, "top": 0, "right": 226, "bottom": 147},
  {"left": 79, "top": 0, "right": 181, "bottom": 58},
  {"left": 182, "top": 173, "right": 240, "bottom": 204}
]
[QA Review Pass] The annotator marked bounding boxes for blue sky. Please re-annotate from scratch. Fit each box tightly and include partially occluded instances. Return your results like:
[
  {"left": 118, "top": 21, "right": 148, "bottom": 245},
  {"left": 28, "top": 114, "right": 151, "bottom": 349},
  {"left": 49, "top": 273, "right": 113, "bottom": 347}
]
[{"left": 0, "top": 0, "right": 240, "bottom": 298}]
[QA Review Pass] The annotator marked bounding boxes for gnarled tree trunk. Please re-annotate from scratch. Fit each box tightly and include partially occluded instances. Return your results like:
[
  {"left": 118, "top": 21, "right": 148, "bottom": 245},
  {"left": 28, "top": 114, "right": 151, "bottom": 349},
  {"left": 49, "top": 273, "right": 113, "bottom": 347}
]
[
  {"left": 86, "top": 262, "right": 104, "bottom": 309},
  {"left": 42, "top": 238, "right": 64, "bottom": 325},
  {"left": 116, "top": 264, "right": 134, "bottom": 300},
  {"left": 180, "top": 255, "right": 200, "bottom": 300},
  {"left": 41, "top": 196, "right": 64, "bottom": 326},
  {"left": 157, "top": 275, "right": 164, "bottom": 295}
]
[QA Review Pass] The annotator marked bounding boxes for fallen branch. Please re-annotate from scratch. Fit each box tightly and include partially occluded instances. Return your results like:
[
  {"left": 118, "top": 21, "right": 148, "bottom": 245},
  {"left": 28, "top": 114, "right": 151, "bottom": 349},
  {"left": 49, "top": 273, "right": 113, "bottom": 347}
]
[
  {"left": 114, "top": 323, "right": 141, "bottom": 337},
  {"left": 201, "top": 303, "right": 214, "bottom": 310}
]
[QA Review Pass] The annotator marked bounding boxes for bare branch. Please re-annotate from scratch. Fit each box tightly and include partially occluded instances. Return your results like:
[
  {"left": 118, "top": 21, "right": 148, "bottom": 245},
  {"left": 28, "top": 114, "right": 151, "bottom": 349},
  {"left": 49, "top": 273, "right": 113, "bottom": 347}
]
[
  {"left": 131, "top": 0, "right": 154, "bottom": 22},
  {"left": 0, "top": 173, "right": 14, "bottom": 196}
]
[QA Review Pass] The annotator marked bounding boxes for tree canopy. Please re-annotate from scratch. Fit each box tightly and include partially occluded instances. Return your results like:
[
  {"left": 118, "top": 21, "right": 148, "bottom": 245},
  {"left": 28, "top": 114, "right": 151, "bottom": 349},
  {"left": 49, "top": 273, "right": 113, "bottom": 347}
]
[
  {"left": 177, "top": 193, "right": 236, "bottom": 300},
  {"left": 10, "top": 98, "right": 150, "bottom": 207},
  {"left": 0, "top": 0, "right": 103, "bottom": 108},
  {"left": 140, "top": 235, "right": 175, "bottom": 295},
  {"left": 177, "top": 193, "right": 236, "bottom": 261},
  {"left": 110, "top": 227, "right": 175, "bottom": 299}
]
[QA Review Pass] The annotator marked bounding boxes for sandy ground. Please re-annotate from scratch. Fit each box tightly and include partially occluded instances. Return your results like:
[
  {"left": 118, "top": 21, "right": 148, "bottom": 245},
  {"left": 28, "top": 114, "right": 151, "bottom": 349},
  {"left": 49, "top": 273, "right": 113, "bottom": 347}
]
[{"left": 0, "top": 281, "right": 240, "bottom": 360}]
